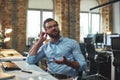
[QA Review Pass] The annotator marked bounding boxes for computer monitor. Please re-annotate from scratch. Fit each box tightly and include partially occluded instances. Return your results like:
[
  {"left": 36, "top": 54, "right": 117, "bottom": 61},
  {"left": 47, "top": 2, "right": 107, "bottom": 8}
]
[
  {"left": 95, "top": 33, "right": 104, "bottom": 48},
  {"left": 105, "top": 34, "right": 120, "bottom": 46},
  {"left": 95, "top": 33, "right": 104, "bottom": 43}
]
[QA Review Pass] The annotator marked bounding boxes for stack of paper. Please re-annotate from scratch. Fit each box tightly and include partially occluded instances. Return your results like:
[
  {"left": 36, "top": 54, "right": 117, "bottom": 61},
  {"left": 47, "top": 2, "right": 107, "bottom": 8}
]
[
  {"left": 0, "top": 72, "right": 15, "bottom": 80},
  {"left": 0, "top": 57, "right": 26, "bottom": 61}
]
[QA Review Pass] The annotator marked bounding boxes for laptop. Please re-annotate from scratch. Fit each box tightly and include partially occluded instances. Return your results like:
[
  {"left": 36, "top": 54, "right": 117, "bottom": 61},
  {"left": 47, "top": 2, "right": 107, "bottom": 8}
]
[{"left": 2, "top": 61, "right": 21, "bottom": 71}]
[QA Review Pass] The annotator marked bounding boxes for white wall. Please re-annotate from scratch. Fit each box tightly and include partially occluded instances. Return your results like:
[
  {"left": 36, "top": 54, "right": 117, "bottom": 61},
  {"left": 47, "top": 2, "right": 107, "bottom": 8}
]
[
  {"left": 80, "top": 0, "right": 99, "bottom": 12},
  {"left": 28, "top": 0, "right": 98, "bottom": 12},
  {"left": 28, "top": 0, "right": 53, "bottom": 9},
  {"left": 113, "top": 2, "right": 120, "bottom": 33}
]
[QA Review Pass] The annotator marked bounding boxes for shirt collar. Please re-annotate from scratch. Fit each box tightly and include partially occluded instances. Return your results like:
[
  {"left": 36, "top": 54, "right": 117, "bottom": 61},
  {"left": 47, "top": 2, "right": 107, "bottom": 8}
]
[{"left": 50, "top": 37, "right": 63, "bottom": 44}]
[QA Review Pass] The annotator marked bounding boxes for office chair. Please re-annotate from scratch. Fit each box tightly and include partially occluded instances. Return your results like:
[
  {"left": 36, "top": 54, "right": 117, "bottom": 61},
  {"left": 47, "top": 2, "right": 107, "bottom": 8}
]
[
  {"left": 111, "top": 37, "right": 120, "bottom": 65},
  {"left": 84, "top": 37, "right": 96, "bottom": 62},
  {"left": 77, "top": 43, "right": 87, "bottom": 80},
  {"left": 79, "top": 43, "right": 87, "bottom": 59},
  {"left": 83, "top": 40, "right": 108, "bottom": 80},
  {"left": 84, "top": 37, "right": 94, "bottom": 44},
  {"left": 111, "top": 37, "right": 120, "bottom": 50},
  {"left": 111, "top": 37, "right": 120, "bottom": 80},
  {"left": 112, "top": 50, "right": 120, "bottom": 66}
]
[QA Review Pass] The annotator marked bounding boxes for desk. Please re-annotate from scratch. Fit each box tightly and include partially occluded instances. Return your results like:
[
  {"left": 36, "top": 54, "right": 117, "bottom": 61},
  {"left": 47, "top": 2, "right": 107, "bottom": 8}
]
[
  {"left": 96, "top": 48, "right": 112, "bottom": 54},
  {"left": 0, "top": 61, "right": 57, "bottom": 80},
  {"left": 0, "top": 49, "right": 26, "bottom": 61},
  {"left": 0, "top": 49, "right": 23, "bottom": 57},
  {"left": 0, "top": 49, "right": 57, "bottom": 80}
]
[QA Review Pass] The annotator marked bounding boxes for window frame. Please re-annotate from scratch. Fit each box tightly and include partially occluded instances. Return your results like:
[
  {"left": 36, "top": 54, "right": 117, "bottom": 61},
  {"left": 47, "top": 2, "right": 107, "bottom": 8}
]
[
  {"left": 26, "top": 9, "right": 54, "bottom": 46},
  {"left": 80, "top": 11, "right": 101, "bottom": 42}
]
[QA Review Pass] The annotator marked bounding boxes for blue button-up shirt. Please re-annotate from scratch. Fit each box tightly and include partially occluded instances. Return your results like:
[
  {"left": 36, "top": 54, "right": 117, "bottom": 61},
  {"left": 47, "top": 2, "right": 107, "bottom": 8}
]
[{"left": 27, "top": 37, "right": 86, "bottom": 77}]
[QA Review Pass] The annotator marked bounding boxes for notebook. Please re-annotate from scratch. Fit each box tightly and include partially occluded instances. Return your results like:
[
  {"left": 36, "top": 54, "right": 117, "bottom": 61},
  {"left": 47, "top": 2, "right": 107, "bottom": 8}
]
[
  {"left": 2, "top": 61, "right": 21, "bottom": 71},
  {"left": 0, "top": 72, "right": 15, "bottom": 80}
]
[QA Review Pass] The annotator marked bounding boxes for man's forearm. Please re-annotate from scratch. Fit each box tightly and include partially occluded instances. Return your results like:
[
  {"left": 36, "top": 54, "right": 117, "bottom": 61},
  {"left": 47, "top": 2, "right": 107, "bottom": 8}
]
[
  {"left": 65, "top": 60, "right": 80, "bottom": 69},
  {"left": 53, "top": 56, "right": 80, "bottom": 69},
  {"left": 29, "top": 40, "right": 43, "bottom": 56}
]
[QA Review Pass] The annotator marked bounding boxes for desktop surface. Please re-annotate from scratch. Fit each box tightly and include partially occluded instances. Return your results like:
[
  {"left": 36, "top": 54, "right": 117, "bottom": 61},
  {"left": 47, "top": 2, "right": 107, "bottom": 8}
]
[
  {"left": 0, "top": 61, "right": 57, "bottom": 80},
  {"left": 0, "top": 49, "right": 57, "bottom": 80},
  {"left": 0, "top": 49, "right": 26, "bottom": 62},
  {"left": 0, "top": 72, "right": 15, "bottom": 80},
  {"left": 0, "top": 49, "right": 23, "bottom": 57}
]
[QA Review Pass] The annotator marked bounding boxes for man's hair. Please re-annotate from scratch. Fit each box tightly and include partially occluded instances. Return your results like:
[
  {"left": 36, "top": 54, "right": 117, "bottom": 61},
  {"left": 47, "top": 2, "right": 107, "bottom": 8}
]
[{"left": 43, "top": 18, "right": 58, "bottom": 28}]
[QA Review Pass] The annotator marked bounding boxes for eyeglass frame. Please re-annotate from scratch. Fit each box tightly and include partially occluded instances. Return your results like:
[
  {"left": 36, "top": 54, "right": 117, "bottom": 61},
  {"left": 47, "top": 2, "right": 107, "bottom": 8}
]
[{"left": 45, "top": 24, "right": 58, "bottom": 29}]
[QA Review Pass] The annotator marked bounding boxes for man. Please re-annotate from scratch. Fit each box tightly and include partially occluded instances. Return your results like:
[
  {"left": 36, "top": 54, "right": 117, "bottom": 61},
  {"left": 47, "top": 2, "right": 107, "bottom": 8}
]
[{"left": 26, "top": 18, "right": 86, "bottom": 79}]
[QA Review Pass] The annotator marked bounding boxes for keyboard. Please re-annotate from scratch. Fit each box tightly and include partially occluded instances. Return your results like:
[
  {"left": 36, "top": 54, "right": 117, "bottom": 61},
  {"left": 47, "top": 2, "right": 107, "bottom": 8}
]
[{"left": 2, "top": 61, "right": 21, "bottom": 71}]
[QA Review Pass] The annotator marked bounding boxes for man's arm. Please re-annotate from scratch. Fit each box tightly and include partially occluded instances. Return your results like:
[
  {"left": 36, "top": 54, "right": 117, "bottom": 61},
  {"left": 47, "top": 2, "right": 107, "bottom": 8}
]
[
  {"left": 29, "top": 32, "right": 47, "bottom": 56},
  {"left": 53, "top": 56, "right": 80, "bottom": 69}
]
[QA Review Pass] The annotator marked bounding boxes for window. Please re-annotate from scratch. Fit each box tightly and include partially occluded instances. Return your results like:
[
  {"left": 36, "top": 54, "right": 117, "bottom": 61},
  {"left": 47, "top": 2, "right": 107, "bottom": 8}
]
[
  {"left": 80, "top": 13, "right": 89, "bottom": 42},
  {"left": 26, "top": 10, "right": 53, "bottom": 46},
  {"left": 27, "top": 10, "right": 40, "bottom": 38},
  {"left": 91, "top": 13, "right": 101, "bottom": 34},
  {"left": 80, "top": 12, "right": 101, "bottom": 42},
  {"left": 42, "top": 11, "right": 53, "bottom": 31}
]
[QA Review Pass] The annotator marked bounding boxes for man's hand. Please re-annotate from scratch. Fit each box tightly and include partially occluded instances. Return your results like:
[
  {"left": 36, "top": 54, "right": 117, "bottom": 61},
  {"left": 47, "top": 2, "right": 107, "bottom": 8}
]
[
  {"left": 53, "top": 56, "right": 67, "bottom": 64},
  {"left": 29, "top": 32, "right": 47, "bottom": 56},
  {"left": 53, "top": 55, "right": 80, "bottom": 69},
  {"left": 39, "top": 32, "right": 47, "bottom": 42}
]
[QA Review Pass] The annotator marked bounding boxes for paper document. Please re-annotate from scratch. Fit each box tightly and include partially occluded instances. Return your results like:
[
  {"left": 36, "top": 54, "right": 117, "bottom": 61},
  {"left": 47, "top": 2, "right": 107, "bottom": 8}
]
[
  {"left": 0, "top": 57, "right": 26, "bottom": 61},
  {"left": 0, "top": 72, "right": 15, "bottom": 80}
]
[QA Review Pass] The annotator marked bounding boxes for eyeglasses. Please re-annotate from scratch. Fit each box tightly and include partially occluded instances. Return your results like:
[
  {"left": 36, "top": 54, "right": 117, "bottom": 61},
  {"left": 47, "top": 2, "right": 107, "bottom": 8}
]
[{"left": 46, "top": 24, "right": 58, "bottom": 29}]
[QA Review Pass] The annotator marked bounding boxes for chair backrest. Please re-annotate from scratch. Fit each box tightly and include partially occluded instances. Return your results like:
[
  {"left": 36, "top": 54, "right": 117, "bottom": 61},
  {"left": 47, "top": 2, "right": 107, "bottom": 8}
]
[
  {"left": 112, "top": 50, "right": 120, "bottom": 59},
  {"left": 84, "top": 37, "right": 94, "bottom": 44},
  {"left": 111, "top": 37, "right": 120, "bottom": 66},
  {"left": 111, "top": 37, "right": 120, "bottom": 50},
  {"left": 112, "top": 50, "right": 120, "bottom": 66},
  {"left": 79, "top": 43, "right": 87, "bottom": 59},
  {"left": 85, "top": 43, "right": 96, "bottom": 60},
  {"left": 84, "top": 38, "right": 96, "bottom": 60}
]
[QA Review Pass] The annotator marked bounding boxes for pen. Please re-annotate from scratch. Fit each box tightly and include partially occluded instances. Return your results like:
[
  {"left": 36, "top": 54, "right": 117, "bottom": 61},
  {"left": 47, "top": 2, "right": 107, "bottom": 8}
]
[{"left": 21, "top": 70, "right": 32, "bottom": 74}]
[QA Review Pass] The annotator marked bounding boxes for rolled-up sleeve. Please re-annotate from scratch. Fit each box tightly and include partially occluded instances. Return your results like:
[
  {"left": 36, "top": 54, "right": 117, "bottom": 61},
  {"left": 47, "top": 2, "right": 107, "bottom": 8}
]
[
  {"left": 26, "top": 54, "right": 38, "bottom": 64},
  {"left": 26, "top": 47, "right": 45, "bottom": 64}
]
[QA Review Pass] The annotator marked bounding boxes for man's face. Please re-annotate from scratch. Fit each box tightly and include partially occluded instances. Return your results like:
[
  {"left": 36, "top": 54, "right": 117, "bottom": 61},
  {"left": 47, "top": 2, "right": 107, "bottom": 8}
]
[{"left": 45, "top": 21, "right": 60, "bottom": 38}]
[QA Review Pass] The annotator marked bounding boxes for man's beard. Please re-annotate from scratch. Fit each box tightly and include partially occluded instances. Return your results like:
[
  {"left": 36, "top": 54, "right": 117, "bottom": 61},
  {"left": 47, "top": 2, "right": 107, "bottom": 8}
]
[{"left": 48, "top": 30, "right": 60, "bottom": 38}]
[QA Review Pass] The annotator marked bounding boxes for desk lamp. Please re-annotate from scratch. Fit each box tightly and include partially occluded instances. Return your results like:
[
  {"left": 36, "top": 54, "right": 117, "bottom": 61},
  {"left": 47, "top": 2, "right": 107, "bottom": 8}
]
[{"left": 4, "top": 27, "right": 12, "bottom": 42}]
